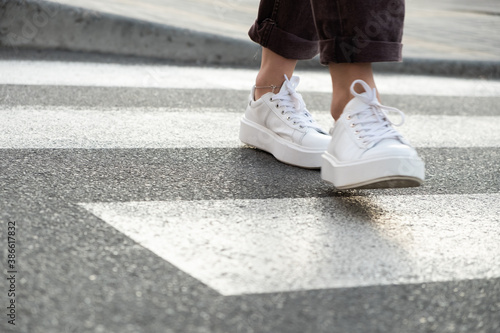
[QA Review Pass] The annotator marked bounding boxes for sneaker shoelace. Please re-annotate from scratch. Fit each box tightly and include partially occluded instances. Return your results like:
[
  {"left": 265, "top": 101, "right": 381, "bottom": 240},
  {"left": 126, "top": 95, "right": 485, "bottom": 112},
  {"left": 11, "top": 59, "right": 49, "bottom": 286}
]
[
  {"left": 349, "top": 79, "right": 406, "bottom": 146},
  {"left": 271, "top": 75, "right": 326, "bottom": 133}
]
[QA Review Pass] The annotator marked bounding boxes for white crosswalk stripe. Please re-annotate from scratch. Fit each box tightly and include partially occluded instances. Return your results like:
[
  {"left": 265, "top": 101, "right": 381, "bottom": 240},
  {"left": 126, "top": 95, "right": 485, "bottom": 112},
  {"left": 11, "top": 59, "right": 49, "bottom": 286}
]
[
  {"left": 2, "top": 60, "right": 500, "bottom": 96},
  {"left": 81, "top": 194, "right": 500, "bottom": 296},
  {"left": 1, "top": 107, "right": 500, "bottom": 148},
  {"left": 0, "top": 107, "right": 500, "bottom": 149},
  {"left": 2, "top": 60, "right": 500, "bottom": 297}
]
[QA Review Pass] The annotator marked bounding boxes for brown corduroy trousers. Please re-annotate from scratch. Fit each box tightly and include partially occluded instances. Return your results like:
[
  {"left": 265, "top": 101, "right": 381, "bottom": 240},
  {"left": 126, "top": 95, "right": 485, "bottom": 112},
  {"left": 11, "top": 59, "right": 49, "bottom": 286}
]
[{"left": 248, "top": 0, "right": 405, "bottom": 64}]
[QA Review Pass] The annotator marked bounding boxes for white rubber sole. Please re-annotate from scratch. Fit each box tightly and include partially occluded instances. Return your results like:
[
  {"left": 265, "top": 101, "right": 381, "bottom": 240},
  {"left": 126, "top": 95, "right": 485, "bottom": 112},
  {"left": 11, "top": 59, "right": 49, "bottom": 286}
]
[
  {"left": 321, "top": 151, "right": 425, "bottom": 190},
  {"left": 239, "top": 116, "right": 325, "bottom": 169}
]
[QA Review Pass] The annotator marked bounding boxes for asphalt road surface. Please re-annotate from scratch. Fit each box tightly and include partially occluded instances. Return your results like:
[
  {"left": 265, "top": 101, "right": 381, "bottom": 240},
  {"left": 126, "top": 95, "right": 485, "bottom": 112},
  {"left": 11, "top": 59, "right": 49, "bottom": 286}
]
[{"left": 1, "top": 53, "right": 500, "bottom": 333}]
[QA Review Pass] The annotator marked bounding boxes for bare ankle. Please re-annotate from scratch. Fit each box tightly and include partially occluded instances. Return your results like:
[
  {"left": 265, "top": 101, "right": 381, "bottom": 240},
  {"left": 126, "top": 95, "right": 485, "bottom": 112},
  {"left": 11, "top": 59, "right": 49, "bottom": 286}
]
[
  {"left": 328, "top": 62, "right": 378, "bottom": 120},
  {"left": 253, "top": 83, "right": 282, "bottom": 100},
  {"left": 253, "top": 48, "right": 296, "bottom": 100},
  {"left": 331, "top": 92, "right": 353, "bottom": 120}
]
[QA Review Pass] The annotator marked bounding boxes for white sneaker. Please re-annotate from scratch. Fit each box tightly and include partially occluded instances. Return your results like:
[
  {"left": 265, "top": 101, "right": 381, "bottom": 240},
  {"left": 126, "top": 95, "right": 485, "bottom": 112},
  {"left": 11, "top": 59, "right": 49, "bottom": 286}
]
[
  {"left": 321, "top": 80, "right": 425, "bottom": 189},
  {"left": 239, "top": 75, "right": 331, "bottom": 168}
]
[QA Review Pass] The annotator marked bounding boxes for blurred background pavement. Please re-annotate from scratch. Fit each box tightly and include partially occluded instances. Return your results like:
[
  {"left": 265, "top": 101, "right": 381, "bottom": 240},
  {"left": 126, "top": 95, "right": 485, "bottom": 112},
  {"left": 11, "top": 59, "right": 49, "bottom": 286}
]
[{"left": 1, "top": 0, "right": 499, "bottom": 75}]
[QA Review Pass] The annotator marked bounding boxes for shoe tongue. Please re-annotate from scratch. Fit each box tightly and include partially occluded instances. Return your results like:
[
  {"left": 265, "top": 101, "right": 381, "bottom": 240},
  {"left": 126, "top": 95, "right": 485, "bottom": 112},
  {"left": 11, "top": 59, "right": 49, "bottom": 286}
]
[
  {"left": 289, "top": 75, "right": 300, "bottom": 87},
  {"left": 279, "top": 75, "right": 300, "bottom": 94},
  {"left": 278, "top": 81, "right": 290, "bottom": 94}
]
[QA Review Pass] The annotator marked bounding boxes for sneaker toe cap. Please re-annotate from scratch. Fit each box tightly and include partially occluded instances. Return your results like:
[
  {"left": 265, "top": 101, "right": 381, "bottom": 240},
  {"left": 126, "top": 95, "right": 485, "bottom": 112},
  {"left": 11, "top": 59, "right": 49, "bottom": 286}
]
[{"left": 363, "top": 139, "right": 420, "bottom": 159}]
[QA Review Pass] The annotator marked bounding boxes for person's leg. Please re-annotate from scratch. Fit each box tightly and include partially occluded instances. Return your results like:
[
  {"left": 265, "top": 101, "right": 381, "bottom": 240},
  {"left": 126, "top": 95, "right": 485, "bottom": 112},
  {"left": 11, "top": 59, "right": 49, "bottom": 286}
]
[
  {"left": 329, "top": 63, "right": 378, "bottom": 120},
  {"left": 254, "top": 48, "right": 297, "bottom": 100},
  {"left": 249, "top": 0, "right": 319, "bottom": 100},
  {"left": 309, "top": 0, "right": 404, "bottom": 118},
  {"left": 310, "top": 0, "right": 425, "bottom": 189},
  {"left": 240, "top": 0, "right": 331, "bottom": 169}
]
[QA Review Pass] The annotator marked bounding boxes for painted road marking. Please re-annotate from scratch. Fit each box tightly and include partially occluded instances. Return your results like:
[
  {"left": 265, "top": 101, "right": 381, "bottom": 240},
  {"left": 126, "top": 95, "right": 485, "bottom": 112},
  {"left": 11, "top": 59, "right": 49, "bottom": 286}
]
[
  {"left": 1, "top": 60, "right": 499, "bottom": 96},
  {"left": 80, "top": 194, "right": 500, "bottom": 296},
  {"left": 1, "top": 107, "right": 499, "bottom": 148}
]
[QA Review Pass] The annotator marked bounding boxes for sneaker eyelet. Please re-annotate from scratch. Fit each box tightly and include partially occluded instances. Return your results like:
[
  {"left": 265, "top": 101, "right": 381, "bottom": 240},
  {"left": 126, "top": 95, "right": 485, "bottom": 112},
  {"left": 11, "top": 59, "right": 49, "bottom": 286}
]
[
  {"left": 281, "top": 110, "right": 285, "bottom": 115},
  {"left": 276, "top": 104, "right": 279, "bottom": 108},
  {"left": 350, "top": 123, "right": 356, "bottom": 128},
  {"left": 287, "top": 116, "right": 291, "bottom": 121},
  {"left": 346, "top": 115, "right": 351, "bottom": 120},
  {"left": 299, "top": 125, "right": 304, "bottom": 128}
]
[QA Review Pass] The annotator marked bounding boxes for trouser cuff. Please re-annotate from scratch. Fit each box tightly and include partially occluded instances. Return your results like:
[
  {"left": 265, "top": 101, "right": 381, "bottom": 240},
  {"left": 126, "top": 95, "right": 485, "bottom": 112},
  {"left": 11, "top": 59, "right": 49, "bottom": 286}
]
[
  {"left": 248, "top": 19, "right": 319, "bottom": 60},
  {"left": 319, "top": 38, "right": 402, "bottom": 64}
]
